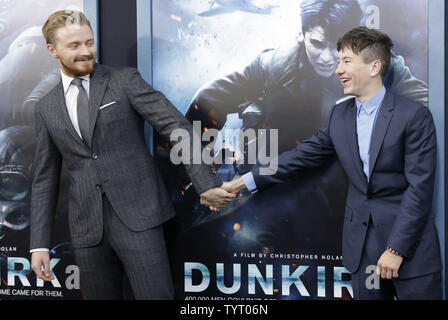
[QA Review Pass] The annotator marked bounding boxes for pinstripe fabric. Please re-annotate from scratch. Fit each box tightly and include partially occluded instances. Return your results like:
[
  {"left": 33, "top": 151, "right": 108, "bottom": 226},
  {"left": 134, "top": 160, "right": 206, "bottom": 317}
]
[
  {"left": 73, "top": 195, "right": 174, "bottom": 300},
  {"left": 30, "top": 64, "right": 222, "bottom": 251}
]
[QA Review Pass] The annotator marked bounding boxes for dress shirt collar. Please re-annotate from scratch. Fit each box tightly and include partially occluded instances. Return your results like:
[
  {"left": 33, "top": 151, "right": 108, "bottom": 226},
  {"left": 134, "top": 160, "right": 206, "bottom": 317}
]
[
  {"left": 355, "top": 86, "right": 386, "bottom": 116},
  {"left": 60, "top": 70, "right": 90, "bottom": 94}
]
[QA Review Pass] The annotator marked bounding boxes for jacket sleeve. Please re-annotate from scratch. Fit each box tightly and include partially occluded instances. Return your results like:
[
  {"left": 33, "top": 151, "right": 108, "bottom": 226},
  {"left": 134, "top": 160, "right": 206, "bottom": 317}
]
[
  {"left": 123, "top": 68, "right": 222, "bottom": 194},
  {"left": 185, "top": 50, "right": 270, "bottom": 128},
  {"left": 30, "top": 103, "right": 62, "bottom": 250},
  {"left": 252, "top": 105, "right": 337, "bottom": 190},
  {"left": 386, "top": 105, "right": 437, "bottom": 258}
]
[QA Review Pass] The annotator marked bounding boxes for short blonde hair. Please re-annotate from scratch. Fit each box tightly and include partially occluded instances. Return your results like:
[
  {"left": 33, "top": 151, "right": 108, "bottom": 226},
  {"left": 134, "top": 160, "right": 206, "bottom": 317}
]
[{"left": 42, "top": 10, "right": 92, "bottom": 45}]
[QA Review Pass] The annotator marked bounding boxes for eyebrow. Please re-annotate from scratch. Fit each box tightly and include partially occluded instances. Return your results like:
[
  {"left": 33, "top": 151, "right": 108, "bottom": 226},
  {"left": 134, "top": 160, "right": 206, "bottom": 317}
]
[
  {"left": 310, "top": 37, "right": 325, "bottom": 42},
  {"left": 337, "top": 56, "right": 352, "bottom": 61},
  {"left": 66, "top": 38, "right": 94, "bottom": 45}
]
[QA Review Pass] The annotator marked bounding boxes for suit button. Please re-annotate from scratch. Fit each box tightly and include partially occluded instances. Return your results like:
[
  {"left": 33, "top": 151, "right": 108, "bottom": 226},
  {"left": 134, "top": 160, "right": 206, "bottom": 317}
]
[{"left": 92, "top": 153, "right": 98, "bottom": 159}]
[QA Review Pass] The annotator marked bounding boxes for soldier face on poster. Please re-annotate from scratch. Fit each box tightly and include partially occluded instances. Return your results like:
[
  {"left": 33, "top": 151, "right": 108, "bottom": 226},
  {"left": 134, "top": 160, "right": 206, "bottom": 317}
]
[
  {"left": 152, "top": 0, "right": 428, "bottom": 300},
  {"left": 0, "top": 0, "right": 83, "bottom": 300}
]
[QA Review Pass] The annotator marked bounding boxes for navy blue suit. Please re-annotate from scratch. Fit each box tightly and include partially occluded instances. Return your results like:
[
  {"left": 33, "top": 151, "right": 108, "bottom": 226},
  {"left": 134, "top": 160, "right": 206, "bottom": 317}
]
[{"left": 252, "top": 91, "right": 442, "bottom": 299}]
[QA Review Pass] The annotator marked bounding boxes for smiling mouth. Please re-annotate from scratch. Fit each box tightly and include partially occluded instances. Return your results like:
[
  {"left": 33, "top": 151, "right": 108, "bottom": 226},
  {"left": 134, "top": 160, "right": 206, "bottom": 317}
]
[{"left": 340, "top": 78, "right": 351, "bottom": 86}]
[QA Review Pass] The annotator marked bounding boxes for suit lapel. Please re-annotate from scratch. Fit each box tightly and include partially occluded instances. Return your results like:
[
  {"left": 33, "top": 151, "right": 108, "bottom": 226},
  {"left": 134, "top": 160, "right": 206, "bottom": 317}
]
[
  {"left": 368, "top": 91, "right": 394, "bottom": 177},
  {"left": 345, "top": 98, "right": 368, "bottom": 186},
  {"left": 53, "top": 81, "right": 86, "bottom": 147},
  {"left": 87, "top": 64, "right": 110, "bottom": 148}
]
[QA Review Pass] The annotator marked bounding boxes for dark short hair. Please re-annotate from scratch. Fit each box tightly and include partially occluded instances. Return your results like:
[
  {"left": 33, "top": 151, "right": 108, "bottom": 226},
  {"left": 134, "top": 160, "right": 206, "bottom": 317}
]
[
  {"left": 337, "top": 26, "right": 393, "bottom": 79},
  {"left": 300, "top": 0, "right": 363, "bottom": 42}
]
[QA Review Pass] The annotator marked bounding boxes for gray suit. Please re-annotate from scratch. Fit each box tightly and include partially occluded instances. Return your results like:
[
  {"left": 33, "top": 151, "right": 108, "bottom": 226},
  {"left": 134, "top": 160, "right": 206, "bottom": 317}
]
[{"left": 30, "top": 64, "right": 221, "bottom": 299}]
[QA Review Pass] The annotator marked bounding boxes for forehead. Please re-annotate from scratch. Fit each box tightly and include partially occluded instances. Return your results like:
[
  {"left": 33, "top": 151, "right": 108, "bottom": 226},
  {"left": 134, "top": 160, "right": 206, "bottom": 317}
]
[
  {"left": 54, "top": 24, "right": 93, "bottom": 42},
  {"left": 337, "top": 47, "right": 360, "bottom": 60},
  {"left": 304, "top": 26, "right": 327, "bottom": 41}
]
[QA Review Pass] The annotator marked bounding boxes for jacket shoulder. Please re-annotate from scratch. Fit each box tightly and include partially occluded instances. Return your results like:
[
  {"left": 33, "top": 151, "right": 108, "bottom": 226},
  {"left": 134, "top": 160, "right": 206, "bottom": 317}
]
[
  {"left": 391, "top": 92, "right": 424, "bottom": 108},
  {"left": 97, "top": 64, "right": 140, "bottom": 83},
  {"left": 388, "top": 92, "right": 430, "bottom": 119},
  {"left": 260, "top": 38, "right": 306, "bottom": 80}
]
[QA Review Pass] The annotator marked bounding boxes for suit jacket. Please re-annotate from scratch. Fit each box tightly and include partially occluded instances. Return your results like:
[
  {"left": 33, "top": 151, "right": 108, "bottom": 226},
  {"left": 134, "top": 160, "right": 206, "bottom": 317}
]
[
  {"left": 30, "top": 64, "right": 222, "bottom": 249},
  {"left": 252, "top": 90, "right": 441, "bottom": 279}
]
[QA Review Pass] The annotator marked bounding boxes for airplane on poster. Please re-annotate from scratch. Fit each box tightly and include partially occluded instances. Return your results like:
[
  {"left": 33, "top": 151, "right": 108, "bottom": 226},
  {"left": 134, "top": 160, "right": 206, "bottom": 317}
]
[{"left": 198, "top": 0, "right": 278, "bottom": 17}]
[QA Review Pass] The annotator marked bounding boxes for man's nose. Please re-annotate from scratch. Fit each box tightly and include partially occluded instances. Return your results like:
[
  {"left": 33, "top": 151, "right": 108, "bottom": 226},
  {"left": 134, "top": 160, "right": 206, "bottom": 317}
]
[
  {"left": 79, "top": 44, "right": 93, "bottom": 56},
  {"left": 335, "top": 62, "right": 343, "bottom": 75},
  {"left": 321, "top": 47, "right": 336, "bottom": 64}
]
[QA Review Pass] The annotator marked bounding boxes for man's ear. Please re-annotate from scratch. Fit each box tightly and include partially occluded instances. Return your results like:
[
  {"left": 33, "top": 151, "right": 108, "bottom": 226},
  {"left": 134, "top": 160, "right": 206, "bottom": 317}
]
[
  {"left": 371, "top": 59, "right": 382, "bottom": 78},
  {"left": 47, "top": 43, "right": 58, "bottom": 59},
  {"left": 297, "top": 29, "right": 304, "bottom": 42}
]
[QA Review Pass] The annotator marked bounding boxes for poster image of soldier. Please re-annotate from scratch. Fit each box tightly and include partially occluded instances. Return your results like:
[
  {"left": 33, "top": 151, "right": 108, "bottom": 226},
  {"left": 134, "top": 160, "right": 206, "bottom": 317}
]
[
  {"left": 0, "top": 0, "right": 83, "bottom": 300},
  {"left": 151, "top": 0, "right": 429, "bottom": 299}
]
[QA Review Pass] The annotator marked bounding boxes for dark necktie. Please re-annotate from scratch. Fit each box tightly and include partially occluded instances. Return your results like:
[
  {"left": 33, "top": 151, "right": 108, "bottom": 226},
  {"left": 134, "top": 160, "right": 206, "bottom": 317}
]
[{"left": 71, "top": 78, "right": 90, "bottom": 146}]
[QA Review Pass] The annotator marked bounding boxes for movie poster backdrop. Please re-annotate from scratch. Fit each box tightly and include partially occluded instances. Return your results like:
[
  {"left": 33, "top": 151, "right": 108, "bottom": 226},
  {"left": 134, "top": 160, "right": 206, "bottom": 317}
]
[
  {"left": 152, "top": 0, "right": 429, "bottom": 300},
  {"left": 0, "top": 0, "right": 430, "bottom": 301}
]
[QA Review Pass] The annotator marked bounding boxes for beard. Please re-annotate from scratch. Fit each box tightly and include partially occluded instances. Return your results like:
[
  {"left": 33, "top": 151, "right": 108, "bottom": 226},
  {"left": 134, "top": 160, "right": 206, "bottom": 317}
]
[{"left": 59, "top": 55, "right": 96, "bottom": 77}]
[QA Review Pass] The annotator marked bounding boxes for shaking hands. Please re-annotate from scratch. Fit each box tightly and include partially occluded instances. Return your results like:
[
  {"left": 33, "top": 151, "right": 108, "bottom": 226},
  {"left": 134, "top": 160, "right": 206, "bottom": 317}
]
[{"left": 200, "top": 177, "right": 247, "bottom": 211}]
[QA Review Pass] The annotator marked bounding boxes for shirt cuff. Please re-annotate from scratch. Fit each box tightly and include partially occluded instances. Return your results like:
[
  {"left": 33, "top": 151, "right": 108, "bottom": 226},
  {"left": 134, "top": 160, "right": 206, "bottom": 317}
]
[
  {"left": 241, "top": 172, "right": 258, "bottom": 194},
  {"left": 30, "top": 248, "right": 50, "bottom": 253}
]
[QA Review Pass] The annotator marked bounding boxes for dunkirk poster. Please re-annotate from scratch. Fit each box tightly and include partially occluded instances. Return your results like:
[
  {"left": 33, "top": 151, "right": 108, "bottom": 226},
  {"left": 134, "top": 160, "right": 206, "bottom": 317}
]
[
  {"left": 0, "top": 0, "right": 83, "bottom": 300},
  {"left": 0, "top": 0, "right": 430, "bottom": 301},
  {"left": 152, "top": 0, "right": 429, "bottom": 300}
]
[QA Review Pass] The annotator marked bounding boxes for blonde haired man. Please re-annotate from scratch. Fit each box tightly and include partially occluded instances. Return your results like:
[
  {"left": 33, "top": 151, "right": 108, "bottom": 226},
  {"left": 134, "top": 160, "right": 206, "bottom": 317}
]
[{"left": 30, "top": 10, "right": 235, "bottom": 299}]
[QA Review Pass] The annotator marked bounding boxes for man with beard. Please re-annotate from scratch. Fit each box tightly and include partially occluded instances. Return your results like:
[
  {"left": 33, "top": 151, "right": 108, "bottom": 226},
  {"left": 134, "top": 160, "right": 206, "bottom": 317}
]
[{"left": 29, "top": 10, "right": 236, "bottom": 300}]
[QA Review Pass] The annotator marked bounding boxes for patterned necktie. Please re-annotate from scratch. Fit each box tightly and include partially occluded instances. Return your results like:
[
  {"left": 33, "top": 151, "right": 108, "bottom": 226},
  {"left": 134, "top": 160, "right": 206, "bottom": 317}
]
[{"left": 71, "top": 78, "right": 90, "bottom": 146}]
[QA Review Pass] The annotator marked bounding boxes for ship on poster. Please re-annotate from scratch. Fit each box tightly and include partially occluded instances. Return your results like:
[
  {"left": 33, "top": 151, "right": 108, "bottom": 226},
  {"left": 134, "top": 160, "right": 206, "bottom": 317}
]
[
  {"left": 152, "top": 0, "right": 428, "bottom": 300},
  {"left": 0, "top": 0, "right": 84, "bottom": 300}
]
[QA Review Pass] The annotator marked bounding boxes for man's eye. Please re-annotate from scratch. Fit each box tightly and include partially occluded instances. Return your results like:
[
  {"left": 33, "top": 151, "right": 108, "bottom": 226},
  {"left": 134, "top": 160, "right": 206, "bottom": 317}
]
[{"left": 310, "top": 40, "right": 325, "bottom": 49}]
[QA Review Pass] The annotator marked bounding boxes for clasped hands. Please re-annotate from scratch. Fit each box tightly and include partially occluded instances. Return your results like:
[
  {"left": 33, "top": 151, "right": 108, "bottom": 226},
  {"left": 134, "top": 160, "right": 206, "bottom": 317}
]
[{"left": 200, "top": 177, "right": 246, "bottom": 211}]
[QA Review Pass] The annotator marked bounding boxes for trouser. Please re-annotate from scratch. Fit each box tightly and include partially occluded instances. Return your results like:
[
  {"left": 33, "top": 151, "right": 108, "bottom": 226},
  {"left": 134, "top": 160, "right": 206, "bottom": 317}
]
[
  {"left": 72, "top": 195, "right": 174, "bottom": 300},
  {"left": 350, "top": 221, "right": 442, "bottom": 300}
]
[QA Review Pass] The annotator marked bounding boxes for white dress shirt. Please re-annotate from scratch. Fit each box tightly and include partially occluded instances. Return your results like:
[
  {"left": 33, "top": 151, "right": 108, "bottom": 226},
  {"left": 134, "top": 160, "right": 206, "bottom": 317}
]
[
  {"left": 60, "top": 70, "right": 91, "bottom": 139},
  {"left": 30, "top": 70, "right": 90, "bottom": 254}
]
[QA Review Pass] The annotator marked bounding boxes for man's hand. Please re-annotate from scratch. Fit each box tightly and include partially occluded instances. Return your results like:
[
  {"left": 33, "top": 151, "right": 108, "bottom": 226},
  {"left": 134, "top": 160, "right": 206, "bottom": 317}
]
[
  {"left": 31, "top": 251, "right": 55, "bottom": 282},
  {"left": 200, "top": 186, "right": 237, "bottom": 211},
  {"left": 221, "top": 177, "right": 246, "bottom": 194},
  {"left": 376, "top": 249, "right": 403, "bottom": 279}
]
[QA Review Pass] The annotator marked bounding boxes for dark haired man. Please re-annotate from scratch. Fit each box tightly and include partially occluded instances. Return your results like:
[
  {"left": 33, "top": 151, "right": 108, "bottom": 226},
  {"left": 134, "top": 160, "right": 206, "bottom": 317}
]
[{"left": 224, "top": 27, "right": 442, "bottom": 300}]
